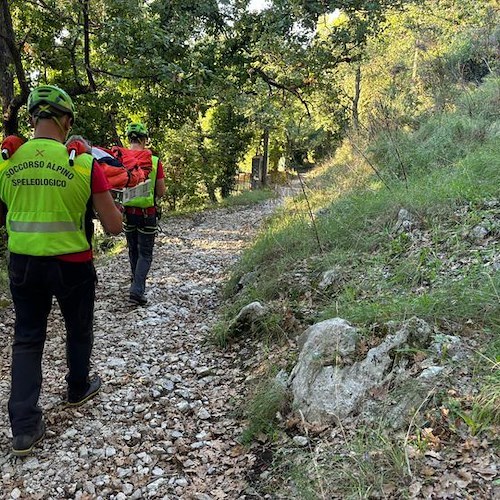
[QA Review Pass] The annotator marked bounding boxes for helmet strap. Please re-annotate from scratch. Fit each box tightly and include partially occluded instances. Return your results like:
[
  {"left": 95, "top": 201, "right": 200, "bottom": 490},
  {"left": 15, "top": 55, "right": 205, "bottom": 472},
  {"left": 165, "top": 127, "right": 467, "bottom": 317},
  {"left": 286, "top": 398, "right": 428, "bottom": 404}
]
[
  {"left": 33, "top": 107, "right": 72, "bottom": 141},
  {"left": 52, "top": 115, "right": 72, "bottom": 141}
]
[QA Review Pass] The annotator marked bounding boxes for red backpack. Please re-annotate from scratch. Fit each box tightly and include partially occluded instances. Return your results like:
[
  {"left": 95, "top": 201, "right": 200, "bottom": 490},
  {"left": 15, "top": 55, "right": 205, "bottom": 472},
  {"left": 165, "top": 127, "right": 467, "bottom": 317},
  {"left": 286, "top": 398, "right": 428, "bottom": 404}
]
[
  {"left": 89, "top": 146, "right": 143, "bottom": 189},
  {"left": 111, "top": 147, "right": 153, "bottom": 180}
]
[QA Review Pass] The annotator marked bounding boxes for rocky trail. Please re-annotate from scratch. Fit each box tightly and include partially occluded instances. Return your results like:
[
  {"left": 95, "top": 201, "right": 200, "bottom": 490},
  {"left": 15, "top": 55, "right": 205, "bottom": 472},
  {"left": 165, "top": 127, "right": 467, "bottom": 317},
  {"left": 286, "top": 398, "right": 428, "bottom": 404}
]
[{"left": 0, "top": 199, "right": 282, "bottom": 500}]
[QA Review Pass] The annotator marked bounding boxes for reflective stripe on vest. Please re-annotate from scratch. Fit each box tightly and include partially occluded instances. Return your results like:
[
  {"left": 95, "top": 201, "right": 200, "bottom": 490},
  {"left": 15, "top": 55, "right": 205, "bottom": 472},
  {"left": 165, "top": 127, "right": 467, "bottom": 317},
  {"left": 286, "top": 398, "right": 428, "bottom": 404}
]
[
  {"left": 10, "top": 221, "right": 78, "bottom": 232},
  {"left": 0, "top": 139, "right": 93, "bottom": 256}
]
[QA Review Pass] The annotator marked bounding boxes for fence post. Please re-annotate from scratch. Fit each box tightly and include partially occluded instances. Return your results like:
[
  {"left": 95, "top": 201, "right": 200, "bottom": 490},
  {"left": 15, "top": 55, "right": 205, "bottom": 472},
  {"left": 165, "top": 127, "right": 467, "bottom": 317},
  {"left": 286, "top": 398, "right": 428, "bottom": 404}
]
[{"left": 251, "top": 155, "right": 263, "bottom": 190}]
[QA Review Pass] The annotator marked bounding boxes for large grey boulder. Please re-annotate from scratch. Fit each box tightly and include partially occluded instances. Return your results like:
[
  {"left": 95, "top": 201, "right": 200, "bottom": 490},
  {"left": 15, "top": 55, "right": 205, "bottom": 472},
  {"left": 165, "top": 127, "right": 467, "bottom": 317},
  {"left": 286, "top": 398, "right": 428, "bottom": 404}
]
[{"left": 290, "top": 317, "right": 435, "bottom": 427}]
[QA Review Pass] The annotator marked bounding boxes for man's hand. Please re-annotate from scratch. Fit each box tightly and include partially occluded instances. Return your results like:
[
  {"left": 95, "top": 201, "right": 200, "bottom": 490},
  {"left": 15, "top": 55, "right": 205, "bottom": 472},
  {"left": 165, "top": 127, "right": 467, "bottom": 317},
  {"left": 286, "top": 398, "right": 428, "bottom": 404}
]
[{"left": 66, "top": 140, "right": 90, "bottom": 166}]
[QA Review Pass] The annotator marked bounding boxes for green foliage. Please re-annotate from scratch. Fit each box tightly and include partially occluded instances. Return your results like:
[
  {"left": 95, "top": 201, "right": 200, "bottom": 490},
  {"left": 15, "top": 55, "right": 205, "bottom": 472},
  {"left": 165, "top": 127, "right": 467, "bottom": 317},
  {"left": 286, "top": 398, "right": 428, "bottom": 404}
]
[
  {"left": 228, "top": 77, "right": 500, "bottom": 337},
  {"left": 5, "top": 0, "right": 496, "bottom": 210},
  {"left": 160, "top": 123, "right": 209, "bottom": 210},
  {"left": 208, "top": 103, "right": 253, "bottom": 198},
  {"left": 451, "top": 337, "right": 500, "bottom": 435},
  {"left": 210, "top": 307, "right": 286, "bottom": 349},
  {"left": 92, "top": 231, "right": 125, "bottom": 258},
  {"left": 360, "top": 0, "right": 499, "bottom": 132},
  {"left": 368, "top": 77, "right": 500, "bottom": 181}
]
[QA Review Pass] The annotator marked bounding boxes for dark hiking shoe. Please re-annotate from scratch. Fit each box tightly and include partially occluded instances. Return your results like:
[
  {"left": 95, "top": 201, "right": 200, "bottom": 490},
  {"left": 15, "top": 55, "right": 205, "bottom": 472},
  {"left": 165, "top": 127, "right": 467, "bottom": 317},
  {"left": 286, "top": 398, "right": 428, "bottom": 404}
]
[
  {"left": 12, "top": 421, "right": 46, "bottom": 457},
  {"left": 66, "top": 376, "right": 102, "bottom": 407},
  {"left": 129, "top": 294, "right": 148, "bottom": 306}
]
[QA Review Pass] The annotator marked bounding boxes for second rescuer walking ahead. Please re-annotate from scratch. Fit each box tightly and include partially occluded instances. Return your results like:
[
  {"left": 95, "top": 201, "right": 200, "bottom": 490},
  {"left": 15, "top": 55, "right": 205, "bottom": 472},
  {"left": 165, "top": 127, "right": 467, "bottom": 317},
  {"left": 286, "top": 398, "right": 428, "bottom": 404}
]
[{"left": 122, "top": 123, "right": 166, "bottom": 306}]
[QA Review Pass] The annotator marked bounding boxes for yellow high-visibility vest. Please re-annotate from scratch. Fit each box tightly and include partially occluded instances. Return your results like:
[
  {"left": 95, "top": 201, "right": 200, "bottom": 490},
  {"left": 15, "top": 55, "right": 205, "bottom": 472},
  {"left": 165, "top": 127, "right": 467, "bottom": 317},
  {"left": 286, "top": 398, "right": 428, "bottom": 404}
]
[{"left": 0, "top": 139, "right": 93, "bottom": 256}]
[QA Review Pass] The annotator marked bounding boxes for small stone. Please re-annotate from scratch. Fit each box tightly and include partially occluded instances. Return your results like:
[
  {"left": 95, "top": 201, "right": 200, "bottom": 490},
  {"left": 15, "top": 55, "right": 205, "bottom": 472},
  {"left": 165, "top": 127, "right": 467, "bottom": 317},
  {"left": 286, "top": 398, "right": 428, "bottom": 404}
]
[
  {"left": 190, "top": 441, "right": 206, "bottom": 449},
  {"left": 293, "top": 436, "right": 309, "bottom": 446},
  {"left": 197, "top": 408, "right": 211, "bottom": 420},
  {"left": 22, "top": 458, "right": 39, "bottom": 470},
  {"left": 176, "top": 401, "right": 191, "bottom": 413},
  {"left": 196, "top": 366, "right": 213, "bottom": 377},
  {"left": 471, "top": 225, "right": 489, "bottom": 239},
  {"left": 122, "top": 483, "right": 134, "bottom": 495},
  {"left": 152, "top": 466, "right": 164, "bottom": 476},
  {"left": 419, "top": 366, "right": 444, "bottom": 379},
  {"left": 10, "top": 488, "right": 21, "bottom": 499},
  {"left": 194, "top": 494, "right": 213, "bottom": 500},
  {"left": 84, "top": 481, "right": 96, "bottom": 495},
  {"left": 175, "top": 477, "right": 188, "bottom": 487}
]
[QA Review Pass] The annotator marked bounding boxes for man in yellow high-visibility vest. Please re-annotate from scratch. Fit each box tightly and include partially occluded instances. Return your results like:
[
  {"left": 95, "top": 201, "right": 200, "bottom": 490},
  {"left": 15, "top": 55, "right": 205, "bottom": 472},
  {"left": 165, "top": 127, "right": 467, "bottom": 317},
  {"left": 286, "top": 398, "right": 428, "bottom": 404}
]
[
  {"left": 0, "top": 85, "right": 123, "bottom": 456},
  {"left": 122, "top": 123, "right": 165, "bottom": 306}
]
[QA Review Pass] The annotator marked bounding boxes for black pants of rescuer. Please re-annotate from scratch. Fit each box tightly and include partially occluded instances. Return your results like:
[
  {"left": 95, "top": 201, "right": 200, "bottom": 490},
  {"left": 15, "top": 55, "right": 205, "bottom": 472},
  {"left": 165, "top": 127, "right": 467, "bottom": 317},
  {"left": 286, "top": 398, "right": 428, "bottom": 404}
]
[{"left": 7, "top": 253, "right": 96, "bottom": 436}]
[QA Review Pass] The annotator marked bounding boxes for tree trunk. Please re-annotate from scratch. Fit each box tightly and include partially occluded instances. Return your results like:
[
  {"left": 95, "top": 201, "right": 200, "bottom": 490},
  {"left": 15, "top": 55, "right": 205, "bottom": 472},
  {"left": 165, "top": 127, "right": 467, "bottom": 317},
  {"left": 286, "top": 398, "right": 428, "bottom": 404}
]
[
  {"left": 262, "top": 127, "right": 269, "bottom": 186},
  {"left": 0, "top": 0, "right": 29, "bottom": 136},
  {"left": 0, "top": 19, "right": 14, "bottom": 134},
  {"left": 82, "top": 0, "right": 96, "bottom": 91},
  {"left": 204, "top": 180, "right": 217, "bottom": 203},
  {"left": 352, "top": 64, "right": 361, "bottom": 130}
]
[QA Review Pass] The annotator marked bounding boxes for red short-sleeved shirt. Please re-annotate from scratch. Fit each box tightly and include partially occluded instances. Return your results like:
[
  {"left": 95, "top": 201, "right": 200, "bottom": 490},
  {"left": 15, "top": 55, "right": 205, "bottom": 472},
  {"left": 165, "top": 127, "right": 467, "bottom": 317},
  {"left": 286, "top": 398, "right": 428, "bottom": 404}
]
[
  {"left": 57, "top": 161, "right": 112, "bottom": 262},
  {"left": 157, "top": 161, "right": 165, "bottom": 180}
]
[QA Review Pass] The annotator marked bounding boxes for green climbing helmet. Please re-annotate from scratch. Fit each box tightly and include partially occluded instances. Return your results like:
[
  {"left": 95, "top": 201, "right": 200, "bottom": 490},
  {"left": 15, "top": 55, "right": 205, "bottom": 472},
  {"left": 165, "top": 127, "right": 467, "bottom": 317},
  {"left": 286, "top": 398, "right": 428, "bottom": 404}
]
[
  {"left": 27, "top": 85, "right": 75, "bottom": 118},
  {"left": 126, "top": 122, "right": 148, "bottom": 138}
]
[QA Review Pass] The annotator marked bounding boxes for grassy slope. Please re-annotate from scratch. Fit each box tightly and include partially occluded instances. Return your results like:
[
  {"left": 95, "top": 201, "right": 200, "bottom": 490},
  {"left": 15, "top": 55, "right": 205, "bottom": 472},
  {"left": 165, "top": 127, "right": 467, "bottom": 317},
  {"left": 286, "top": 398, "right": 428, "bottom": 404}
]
[
  {"left": 222, "top": 78, "right": 499, "bottom": 330},
  {"left": 217, "top": 77, "right": 499, "bottom": 497}
]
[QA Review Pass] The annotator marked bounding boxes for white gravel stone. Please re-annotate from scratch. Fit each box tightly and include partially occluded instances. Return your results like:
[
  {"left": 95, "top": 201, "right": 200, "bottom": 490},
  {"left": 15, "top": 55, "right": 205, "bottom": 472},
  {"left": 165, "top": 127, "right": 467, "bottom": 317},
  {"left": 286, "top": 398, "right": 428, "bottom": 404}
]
[
  {"left": 293, "top": 436, "right": 309, "bottom": 446},
  {"left": 197, "top": 408, "right": 211, "bottom": 420},
  {"left": 152, "top": 466, "right": 164, "bottom": 476},
  {"left": 176, "top": 401, "right": 191, "bottom": 413},
  {"left": 122, "top": 483, "right": 134, "bottom": 495}
]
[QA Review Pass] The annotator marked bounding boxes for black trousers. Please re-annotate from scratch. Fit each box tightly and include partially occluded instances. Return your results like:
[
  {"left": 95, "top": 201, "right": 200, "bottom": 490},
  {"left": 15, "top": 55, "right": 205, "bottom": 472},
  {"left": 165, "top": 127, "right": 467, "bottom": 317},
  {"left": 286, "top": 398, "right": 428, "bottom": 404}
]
[
  {"left": 124, "top": 213, "right": 157, "bottom": 298},
  {"left": 7, "top": 253, "right": 96, "bottom": 435}
]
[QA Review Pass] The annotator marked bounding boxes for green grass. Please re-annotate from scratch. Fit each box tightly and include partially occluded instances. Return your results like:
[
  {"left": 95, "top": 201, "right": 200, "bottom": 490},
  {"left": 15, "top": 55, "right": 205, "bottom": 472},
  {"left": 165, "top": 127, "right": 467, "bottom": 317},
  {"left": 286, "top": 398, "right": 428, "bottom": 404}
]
[
  {"left": 217, "top": 83, "right": 500, "bottom": 492},
  {"left": 465, "top": 337, "right": 500, "bottom": 434},
  {"left": 240, "top": 376, "right": 288, "bottom": 444},
  {"left": 92, "top": 231, "right": 126, "bottom": 258},
  {"left": 269, "top": 426, "right": 411, "bottom": 499},
  {"left": 217, "top": 188, "right": 277, "bottom": 207},
  {"left": 221, "top": 80, "right": 500, "bottom": 337}
]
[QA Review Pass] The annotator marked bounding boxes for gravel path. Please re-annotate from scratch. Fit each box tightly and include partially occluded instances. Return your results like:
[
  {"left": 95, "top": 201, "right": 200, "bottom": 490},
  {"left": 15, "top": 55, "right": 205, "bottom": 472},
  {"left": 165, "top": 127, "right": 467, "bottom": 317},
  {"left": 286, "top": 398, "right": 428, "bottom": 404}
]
[{"left": 0, "top": 199, "right": 281, "bottom": 499}]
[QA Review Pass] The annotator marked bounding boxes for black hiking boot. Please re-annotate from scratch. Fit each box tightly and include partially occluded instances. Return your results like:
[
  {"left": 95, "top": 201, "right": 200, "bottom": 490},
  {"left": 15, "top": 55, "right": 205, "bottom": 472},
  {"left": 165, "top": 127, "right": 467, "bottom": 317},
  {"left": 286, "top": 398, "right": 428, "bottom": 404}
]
[
  {"left": 66, "top": 376, "right": 102, "bottom": 407},
  {"left": 129, "top": 293, "right": 148, "bottom": 306},
  {"left": 12, "top": 420, "right": 46, "bottom": 457}
]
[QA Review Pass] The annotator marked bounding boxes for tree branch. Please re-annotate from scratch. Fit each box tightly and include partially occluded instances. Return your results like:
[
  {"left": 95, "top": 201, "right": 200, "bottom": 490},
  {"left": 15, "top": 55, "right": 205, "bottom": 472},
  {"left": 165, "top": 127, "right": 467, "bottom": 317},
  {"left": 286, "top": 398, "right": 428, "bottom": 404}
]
[
  {"left": 91, "top": 67, "right": 160, "bottom": 81},
  {"left": 251, "top": 66, "right": 311, "bottom": 117},
  {"left": 81, "top": 0, "right": 96, "bottom": 90}
]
